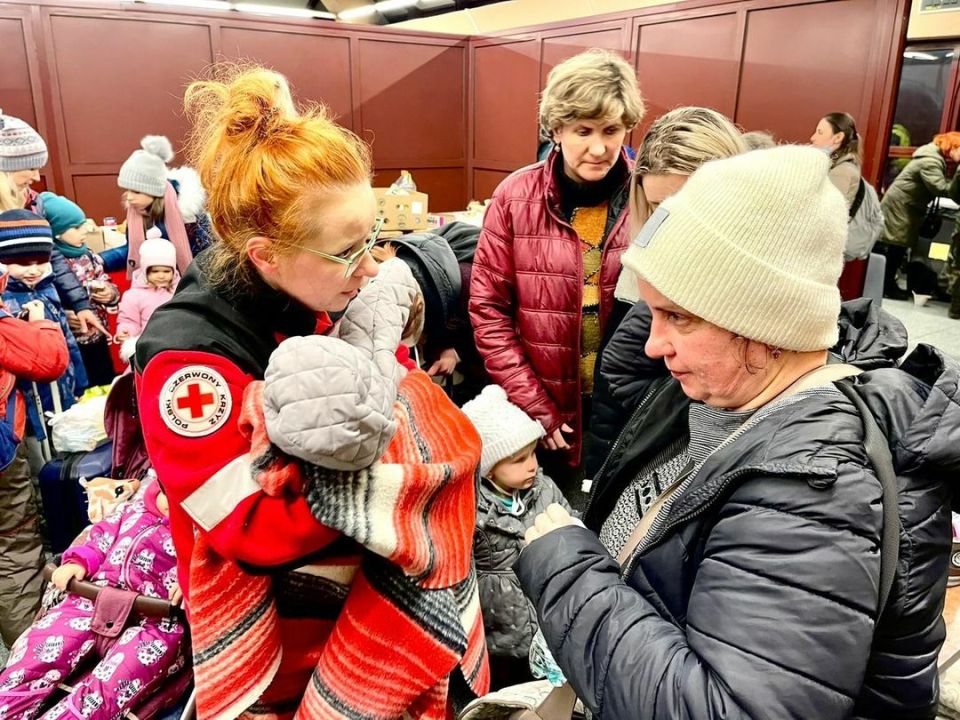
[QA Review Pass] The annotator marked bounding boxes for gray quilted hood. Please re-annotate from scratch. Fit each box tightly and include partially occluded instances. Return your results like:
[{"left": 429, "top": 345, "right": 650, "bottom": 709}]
[{"left": 262, "top": 259, "right": 419, "bottom": 470}]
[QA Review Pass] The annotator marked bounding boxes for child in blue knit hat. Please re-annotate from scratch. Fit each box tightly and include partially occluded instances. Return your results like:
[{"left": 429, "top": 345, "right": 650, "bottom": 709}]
[
  {"left": 0, "top": 210, "right": 88, "bottom": 427},
  {"left": 39, "top": 192, "right": 119, "bottom": 386}
]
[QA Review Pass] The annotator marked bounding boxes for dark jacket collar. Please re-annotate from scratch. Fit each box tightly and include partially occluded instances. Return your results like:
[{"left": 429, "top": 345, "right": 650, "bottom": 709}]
[
  {"left": 134, "top": 249, "right": 318, "bottom": 375},
  {"left": 543, "top": 147, "right": 632, "bottom": 227}
]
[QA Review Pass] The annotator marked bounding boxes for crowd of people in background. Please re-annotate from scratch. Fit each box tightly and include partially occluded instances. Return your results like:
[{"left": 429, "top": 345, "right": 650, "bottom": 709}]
[{"left": 0, "top": 47, "right": 958, "bottom": 720}]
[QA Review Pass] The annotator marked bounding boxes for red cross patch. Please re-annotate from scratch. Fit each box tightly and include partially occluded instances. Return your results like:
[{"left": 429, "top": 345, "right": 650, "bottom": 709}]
[{"left": 159, "top": 365, "right": 232, "bottom": 437}]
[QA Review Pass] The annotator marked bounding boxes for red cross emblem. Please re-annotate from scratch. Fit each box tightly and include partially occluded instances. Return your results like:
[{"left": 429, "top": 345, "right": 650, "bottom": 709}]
[
  {"left": 176, "top": 383, "right": 215, "bottom": 420},
  {"left": 160, "top": 365, "right": 233, "bottom": 438}
]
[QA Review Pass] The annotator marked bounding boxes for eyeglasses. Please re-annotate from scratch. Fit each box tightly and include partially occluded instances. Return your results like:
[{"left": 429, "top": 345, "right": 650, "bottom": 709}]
[{"left": 295, "top": 216, "right": 384, "bottom": 278}]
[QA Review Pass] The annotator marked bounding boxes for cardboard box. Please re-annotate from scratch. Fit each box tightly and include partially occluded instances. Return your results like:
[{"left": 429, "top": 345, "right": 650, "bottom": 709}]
[
  {"left": 374, "top": 189, "right": 429, "bottom": 232},
  {"left": 86, "top": 227, "right": 127, "bottom": 255}
]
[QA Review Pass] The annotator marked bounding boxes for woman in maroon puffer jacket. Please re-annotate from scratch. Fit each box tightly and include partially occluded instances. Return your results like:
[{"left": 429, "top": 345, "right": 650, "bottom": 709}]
[{"left": 469, "top": 49, "right": 644, "bottom": 499}]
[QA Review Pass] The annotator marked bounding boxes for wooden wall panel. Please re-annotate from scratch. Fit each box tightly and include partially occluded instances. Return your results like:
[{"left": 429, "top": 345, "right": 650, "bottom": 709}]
[
  {"left": 472, "top": 40, "right": 540, "bottom": 169},
  {"left": 71, "top": 174, "right": 121, "bottom": 224},
  {"left": 540, "top": 26, "right": 625, "bottom": 84},
  {"left": 220, "top": 27, "right": 353, "bottom": 127},
  {"left": 736, "top": 0, "right": 879, "bottom": 143},
  {"left": 358, "top": 39, "right": 465, "bottom": 167},
  {"left": 48, "top": 14, "right": 213, "bottom": 166},
  {"left": 0, "top": 16, "right": 37, "bottom": 128},
  {"left": 473, "top": 169, "right": 510, "bottom": 200},
  {"left": 634, "top": 12, "right": 740, "bottom": 133}
]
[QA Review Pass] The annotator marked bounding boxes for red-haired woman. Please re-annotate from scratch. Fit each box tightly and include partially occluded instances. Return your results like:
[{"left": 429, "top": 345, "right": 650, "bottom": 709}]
[
  {"left": 879, "top": 131, "right": 960, "bottom": 299},
  {"left": 134, "top": 66, "right": 487, "bottom": 719}
]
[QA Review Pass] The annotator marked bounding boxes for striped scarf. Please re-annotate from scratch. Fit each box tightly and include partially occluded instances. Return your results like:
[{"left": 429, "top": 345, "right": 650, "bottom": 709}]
[{"left": 189, "top": 370, "right": 489, "bottom": 720}]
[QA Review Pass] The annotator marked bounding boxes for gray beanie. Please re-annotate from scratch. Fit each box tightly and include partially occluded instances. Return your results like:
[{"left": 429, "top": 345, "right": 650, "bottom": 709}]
[
  {"left": 118, "top": 135, "right": 174, "bottom": 197},
  {"left": 0, "top": 111, "right": 48, "bottom": 172},
  {"left": 461, "top": 385, "right": 545, "bottom": 478}
]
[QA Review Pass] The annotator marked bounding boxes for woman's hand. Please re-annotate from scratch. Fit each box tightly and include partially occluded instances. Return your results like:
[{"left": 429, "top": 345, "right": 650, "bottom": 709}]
[
  {"left": 525, "top": 503, "right": 578, "bottom": 544},
  {"left": 168, "top": 582, "right": 183, "bottom": 606},
  {"left": 51, "top": 562, "right": 86, "bottom": 591},
  {"left": 90, "top": 285, "right": 115, "bottom": 304},
  {"left": 427, "top": 347, "right": 459, "bottom": 376},
  {"left": 543, "top": 424, "right": 573, "bottom": 451}
]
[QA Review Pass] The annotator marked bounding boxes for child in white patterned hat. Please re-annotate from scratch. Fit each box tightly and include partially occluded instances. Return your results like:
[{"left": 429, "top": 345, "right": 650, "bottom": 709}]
[{"left": 461, "top": 384, "right": 573, "bottom": 688}]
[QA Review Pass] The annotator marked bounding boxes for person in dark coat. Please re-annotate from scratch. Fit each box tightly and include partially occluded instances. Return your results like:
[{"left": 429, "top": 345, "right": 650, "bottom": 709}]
[
  {"left": 461, "top": 385, "right": 572, "bottom": 690},
  {"left": 517, "top": 146, "right": 960, "bottom": 719},
  {"left": 372, "top": 230, "right": 489, "bottom": 404}
]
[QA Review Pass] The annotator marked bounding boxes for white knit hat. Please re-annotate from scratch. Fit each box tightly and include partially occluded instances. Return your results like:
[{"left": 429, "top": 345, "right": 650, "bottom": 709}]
[
  {"left": 118, "top": 135, "right": 173, "bottom": 197},
  {"left": 621, "top": 145, "right": 846, "bottom": 351},
  {"left": 461, "top": 385, "right": 545, "bottom": 478},
  {"left": 139, "top": 232, "right": 176, "bottom": 271}
]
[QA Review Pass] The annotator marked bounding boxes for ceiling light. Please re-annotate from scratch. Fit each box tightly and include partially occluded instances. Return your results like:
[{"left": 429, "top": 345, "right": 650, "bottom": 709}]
[
  {"left": 139, "top": 0, "right": 233, "bottom": 8},
  {"left": 235, "top": 3, "right": 335, "bottom": 19},
  {"left": 338, "top": 0, "right": 417, "bottom": 19}
]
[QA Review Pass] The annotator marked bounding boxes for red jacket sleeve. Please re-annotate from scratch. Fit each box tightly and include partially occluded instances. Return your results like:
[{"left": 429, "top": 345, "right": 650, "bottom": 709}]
[
  {"left": 137, "top": 349, "right": 340, "bottom": 567},
  {"left": 468, "top": 195, "right": 563, "bottom": 433},
  {"left": 0, "top": 317, "right": 69, "bottom": 382}
]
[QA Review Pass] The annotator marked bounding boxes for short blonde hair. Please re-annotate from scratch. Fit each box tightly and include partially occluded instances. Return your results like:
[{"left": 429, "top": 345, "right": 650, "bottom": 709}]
[
  {"left": 539, "top": 49, "right": 645, "bottom": 137},
  {"left": 630, "top": 106, "right": 746, "bottom": 233}
]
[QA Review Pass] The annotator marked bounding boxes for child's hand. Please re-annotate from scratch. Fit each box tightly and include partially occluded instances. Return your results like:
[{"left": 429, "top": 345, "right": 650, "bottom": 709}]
[
  {"left": 90, "top": 284, "right": 114, "bottom": 304},
  {"left": 168, "top": 582, "right": 183, "bottom": 606},
  {"left": 22, "top": 300, "right": 45, "bottom": 323},
  {"left": 427, "top": 347, "right": 460, "bottom": 377},
  {"left": 51, "top": 563, "right": 86, "bottom": 591}
]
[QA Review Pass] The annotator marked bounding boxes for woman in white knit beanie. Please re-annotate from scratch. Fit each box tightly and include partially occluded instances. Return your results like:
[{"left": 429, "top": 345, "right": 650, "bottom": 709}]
[{"left": 512, "top": 145, "right": 960, "bottom": 718}]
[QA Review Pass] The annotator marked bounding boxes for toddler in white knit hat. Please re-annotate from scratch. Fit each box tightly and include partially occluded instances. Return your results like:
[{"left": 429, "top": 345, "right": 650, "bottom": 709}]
[{"left": 461, "top": 385, "right": 573, "bottom": 688}]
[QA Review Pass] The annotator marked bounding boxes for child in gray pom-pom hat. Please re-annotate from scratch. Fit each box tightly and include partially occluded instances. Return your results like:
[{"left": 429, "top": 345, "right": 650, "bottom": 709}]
[{"left": 461, "top": 384, "right": 573, "bottom": 689}]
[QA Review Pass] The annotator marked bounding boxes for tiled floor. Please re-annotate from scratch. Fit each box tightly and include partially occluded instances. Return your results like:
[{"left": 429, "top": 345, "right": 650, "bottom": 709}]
[{"left": 882, "top": 297, "right": 960, "bottom": 360}]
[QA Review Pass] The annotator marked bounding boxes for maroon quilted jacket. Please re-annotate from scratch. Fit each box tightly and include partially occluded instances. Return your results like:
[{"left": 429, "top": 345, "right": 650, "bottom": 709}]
[{"left": 469, "top": 150, "right": 632, "bottom": 462}]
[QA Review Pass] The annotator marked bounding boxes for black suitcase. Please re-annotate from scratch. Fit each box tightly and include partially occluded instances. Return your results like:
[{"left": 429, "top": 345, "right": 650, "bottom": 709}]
[{"left": 38, "top": 441, "right": 113, "bottom": 553}]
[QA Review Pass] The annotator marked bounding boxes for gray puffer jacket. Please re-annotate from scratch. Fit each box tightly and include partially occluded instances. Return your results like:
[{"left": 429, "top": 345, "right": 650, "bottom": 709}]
[
  {"left": 475, "top": 471, "right": 571, "bottom": 658},
  {"left": 517, "top": 301, "right": 960, "bottom": 719}
]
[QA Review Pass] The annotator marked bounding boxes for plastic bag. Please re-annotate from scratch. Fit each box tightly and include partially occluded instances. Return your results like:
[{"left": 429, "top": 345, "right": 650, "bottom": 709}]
[{"left": 47, "top": 394, "right": 108, "bottom": 453}]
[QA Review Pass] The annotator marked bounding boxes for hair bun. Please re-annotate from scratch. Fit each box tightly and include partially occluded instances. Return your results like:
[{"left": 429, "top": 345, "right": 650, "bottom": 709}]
[{"left": 140, "top": 135, "right": 174, "bottom": 163}]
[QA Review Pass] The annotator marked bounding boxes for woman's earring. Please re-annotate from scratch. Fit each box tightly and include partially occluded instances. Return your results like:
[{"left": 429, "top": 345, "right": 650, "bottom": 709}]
[
  {"left": 771, "top": 347, "right": 783, "bottom": 360},
  {"left": 553, "top": 143, "right": 560, "bottom": 153}
]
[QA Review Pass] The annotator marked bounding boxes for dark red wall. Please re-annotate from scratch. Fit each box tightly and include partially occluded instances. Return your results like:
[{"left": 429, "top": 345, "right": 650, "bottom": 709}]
[
  {"left": 1, "top": 0, "right": 910, "bottom": 219},
  {"left": 0, "top": 0, "right": 470, "bottom": 220},
  {"left": 469, "top": 0, "right": 910, "bottom": 200}
]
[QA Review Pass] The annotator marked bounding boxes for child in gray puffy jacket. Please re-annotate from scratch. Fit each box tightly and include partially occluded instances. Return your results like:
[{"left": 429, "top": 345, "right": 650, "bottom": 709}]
[{"left": 461, "top": 385, "right": 573, "bottom": 690}]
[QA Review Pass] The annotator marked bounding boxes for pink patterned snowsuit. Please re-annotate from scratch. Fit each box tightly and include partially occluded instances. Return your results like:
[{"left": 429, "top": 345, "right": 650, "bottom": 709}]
[{"left": 0, "top": 483, "right": 185, "bottom": 720}]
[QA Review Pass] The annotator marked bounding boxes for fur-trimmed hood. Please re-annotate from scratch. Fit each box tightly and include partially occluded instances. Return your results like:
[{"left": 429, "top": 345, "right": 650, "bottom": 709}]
[{"left": 167, "top": 166, "right": 206, "bottom": 223}]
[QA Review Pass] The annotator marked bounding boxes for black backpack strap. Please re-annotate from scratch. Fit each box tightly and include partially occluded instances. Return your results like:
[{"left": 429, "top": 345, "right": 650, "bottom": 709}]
[
  {"left": 849, "top": 178, "right": 867, "bottom": 219},
  {"left": 835, "top": 380, "right": 900, "bottom": 617}
]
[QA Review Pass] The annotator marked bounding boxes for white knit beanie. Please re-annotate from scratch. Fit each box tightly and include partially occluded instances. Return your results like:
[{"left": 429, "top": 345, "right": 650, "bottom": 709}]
[
  {"left": 118, "top": 136, "right": 173, "bottom": 197},
  {"left": 461, "top": 385, "right": 545, "bottom": 478},
  {"left": 621, "top": 145, "right": 846, "bottom": 351},
  {"left": 0, "top": 112, "right": 48, "bottom": 172},
  {"left": 139, "top": 232, "right": 176, "bottom": 271}
]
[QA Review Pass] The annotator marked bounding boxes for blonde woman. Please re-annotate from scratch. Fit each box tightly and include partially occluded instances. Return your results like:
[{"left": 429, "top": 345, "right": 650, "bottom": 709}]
[
  {"left": 470, "top": 49, "right": 645, "bottom": 500},
  {"left": 0, "top": 112, "right": 106, "bottom": 336},
  {"left": 586, "top": 107, "right": 745, "bottom": 476}
]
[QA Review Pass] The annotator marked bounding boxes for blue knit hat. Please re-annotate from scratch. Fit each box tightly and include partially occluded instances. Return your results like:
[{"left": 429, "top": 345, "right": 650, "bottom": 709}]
[
  {"left": 0, "top": 210, "right": 54, "bottom": 264},
  {"left": 38, "top": 192, "right": 86, "bottom": 238}
]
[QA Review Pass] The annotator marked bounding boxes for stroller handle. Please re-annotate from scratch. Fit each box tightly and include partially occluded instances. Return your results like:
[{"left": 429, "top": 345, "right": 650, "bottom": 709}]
[{"left": 43, "top": 563, "right": 184, "bottom": 620}]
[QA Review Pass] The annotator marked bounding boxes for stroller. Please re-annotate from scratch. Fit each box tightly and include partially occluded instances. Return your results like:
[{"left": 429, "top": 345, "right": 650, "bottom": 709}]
[{"left": 21, "top": 372, "right": 195, "bottom": 720}]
